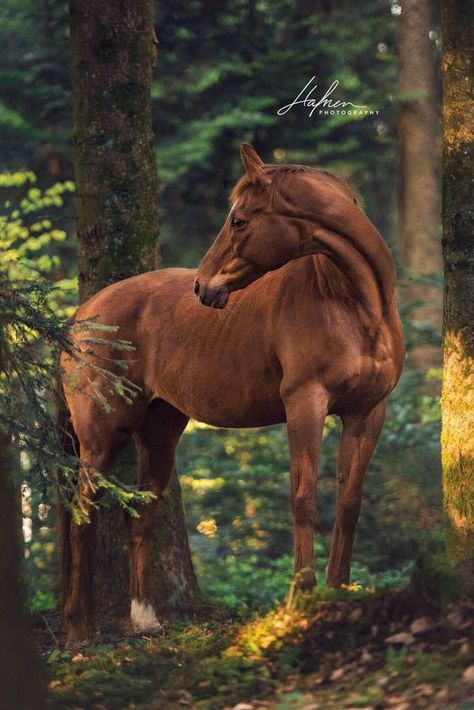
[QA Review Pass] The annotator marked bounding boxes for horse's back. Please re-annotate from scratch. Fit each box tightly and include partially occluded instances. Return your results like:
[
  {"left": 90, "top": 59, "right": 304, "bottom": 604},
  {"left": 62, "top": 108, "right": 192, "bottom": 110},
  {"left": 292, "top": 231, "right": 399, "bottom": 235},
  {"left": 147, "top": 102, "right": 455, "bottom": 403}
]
[
  {"left": 75, "top": 268, "right": 196, "bottom": 322},
  {"left": 65, "top": 260, "right": 402, "bottom": 427}
]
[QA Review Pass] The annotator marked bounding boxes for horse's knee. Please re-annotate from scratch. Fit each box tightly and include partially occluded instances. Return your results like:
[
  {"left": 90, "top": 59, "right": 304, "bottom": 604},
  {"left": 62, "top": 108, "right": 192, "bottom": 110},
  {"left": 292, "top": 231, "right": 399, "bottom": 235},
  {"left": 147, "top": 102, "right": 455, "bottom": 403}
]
[{"left": 292, "top": 485, "right": 316, "bottom": 527}]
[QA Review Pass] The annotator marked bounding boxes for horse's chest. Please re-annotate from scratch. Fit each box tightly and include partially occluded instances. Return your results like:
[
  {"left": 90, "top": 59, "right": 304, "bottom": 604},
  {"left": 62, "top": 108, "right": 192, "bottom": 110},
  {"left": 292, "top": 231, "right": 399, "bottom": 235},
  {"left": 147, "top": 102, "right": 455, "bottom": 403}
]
[
  {"left": 329, "top": 340, "right": 399, "bottom": 412},
  {"left": 277, "top": 319, "right": 398, "bottom": 412}
]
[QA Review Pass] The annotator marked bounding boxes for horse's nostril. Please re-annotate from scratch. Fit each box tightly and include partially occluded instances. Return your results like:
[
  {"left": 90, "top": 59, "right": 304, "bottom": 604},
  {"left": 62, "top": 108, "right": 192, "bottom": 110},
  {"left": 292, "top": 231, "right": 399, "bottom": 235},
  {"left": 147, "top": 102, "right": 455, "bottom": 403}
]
[{"left": 194, "top": 280, "right": 200, "bottom": 296}]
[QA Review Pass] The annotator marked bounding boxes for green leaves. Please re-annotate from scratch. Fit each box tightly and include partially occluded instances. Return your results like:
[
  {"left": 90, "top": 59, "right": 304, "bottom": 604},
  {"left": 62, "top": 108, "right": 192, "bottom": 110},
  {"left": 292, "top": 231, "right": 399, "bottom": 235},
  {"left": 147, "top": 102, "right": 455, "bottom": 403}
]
[{"left": 0, "top": 174, "right": 155, "bottom": 537}]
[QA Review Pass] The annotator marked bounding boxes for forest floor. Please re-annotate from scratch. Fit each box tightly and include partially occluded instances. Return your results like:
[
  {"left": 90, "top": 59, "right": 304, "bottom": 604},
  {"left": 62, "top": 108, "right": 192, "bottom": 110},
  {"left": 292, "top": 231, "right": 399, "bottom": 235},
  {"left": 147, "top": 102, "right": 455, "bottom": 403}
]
[{"left": 41, "top": 563, "right": 474, "bottom": 710}]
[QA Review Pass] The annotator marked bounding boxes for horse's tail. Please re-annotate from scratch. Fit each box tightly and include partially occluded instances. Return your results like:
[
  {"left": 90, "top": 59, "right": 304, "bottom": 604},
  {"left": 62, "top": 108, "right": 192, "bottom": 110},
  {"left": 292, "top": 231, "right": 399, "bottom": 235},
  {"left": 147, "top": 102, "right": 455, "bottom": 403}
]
[{"left": 55, "top": 375, "right": 79, "bottom": 621}]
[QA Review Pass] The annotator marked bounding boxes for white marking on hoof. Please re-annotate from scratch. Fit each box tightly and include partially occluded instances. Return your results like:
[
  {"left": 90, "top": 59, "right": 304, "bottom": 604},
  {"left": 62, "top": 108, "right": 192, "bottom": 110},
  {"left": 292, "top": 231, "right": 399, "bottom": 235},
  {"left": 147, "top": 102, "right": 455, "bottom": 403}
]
[{"left": 130, "top": 599, "right": 162, "bottom": 633}]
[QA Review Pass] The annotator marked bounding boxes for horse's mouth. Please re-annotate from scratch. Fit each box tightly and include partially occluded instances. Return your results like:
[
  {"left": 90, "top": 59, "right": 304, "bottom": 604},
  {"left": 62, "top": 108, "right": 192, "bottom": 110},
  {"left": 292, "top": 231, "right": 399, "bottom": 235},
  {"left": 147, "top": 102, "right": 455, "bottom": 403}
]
[{"left": 198, "top": 287, "right": 229, "bottom": 309}]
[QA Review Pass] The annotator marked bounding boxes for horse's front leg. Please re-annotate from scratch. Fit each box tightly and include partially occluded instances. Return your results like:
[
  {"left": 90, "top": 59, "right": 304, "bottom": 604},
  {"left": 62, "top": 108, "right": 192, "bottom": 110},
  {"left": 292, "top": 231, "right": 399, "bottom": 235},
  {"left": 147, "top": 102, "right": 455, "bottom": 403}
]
[
  {"left": 283, "top": 383, "right": 328, "bottom": 591},
  {"left": 327, "top": 400, "right": 386, "bottom": 587}
]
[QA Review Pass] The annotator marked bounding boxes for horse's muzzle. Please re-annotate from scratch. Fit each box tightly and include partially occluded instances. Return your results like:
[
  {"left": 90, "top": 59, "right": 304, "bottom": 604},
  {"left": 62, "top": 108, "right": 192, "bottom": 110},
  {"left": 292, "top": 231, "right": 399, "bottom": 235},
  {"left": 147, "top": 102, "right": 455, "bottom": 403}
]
[{"left": 195, "top": 283, "right": 229, "bottom": 309}]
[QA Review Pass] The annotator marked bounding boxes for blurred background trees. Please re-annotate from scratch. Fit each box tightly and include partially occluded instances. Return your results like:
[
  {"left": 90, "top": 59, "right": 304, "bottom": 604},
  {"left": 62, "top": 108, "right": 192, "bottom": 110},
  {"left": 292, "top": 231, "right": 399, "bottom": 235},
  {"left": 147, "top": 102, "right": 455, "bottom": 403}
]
[
  {"left": 0, "top": 0, "right": 446, "bottom": 612},
  {"left": 398, "top": 0, "right": 441, "bottom": 369}
]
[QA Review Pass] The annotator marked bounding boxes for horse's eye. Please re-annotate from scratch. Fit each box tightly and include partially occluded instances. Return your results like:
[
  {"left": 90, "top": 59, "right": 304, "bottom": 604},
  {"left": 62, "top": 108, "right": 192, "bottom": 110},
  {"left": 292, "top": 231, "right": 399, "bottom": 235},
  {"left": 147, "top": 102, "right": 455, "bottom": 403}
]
[{"left": 231, "top": 218, "right": 247, "bottom": 229}]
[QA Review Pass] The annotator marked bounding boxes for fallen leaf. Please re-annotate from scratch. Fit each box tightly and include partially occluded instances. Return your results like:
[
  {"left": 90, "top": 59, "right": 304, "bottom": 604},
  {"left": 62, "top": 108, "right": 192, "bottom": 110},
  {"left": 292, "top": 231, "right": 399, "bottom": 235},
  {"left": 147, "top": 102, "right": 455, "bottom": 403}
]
[
  {"left": 330, "top": 668, "right": 344, "bottom": 681},
  {"left": 462, "top": 665, "right": 474, "bottom": 685},
  {"left": 409, "top": 617, "right": 433, "bottom": 635},
  {"left": 384, "top": 632, "right": 415, "bottom": 646},
  {"left": 349, "top": 607, "right": 363, "bottom": 622},
  {"left": 71, "top": 653, "right": 88, "bottom": 662},
  {"left": 447, "top": 610, "right": 463, "bottom": 627},
  {"left": 414, "top": 683, "right": 434, "bottom": 696}
]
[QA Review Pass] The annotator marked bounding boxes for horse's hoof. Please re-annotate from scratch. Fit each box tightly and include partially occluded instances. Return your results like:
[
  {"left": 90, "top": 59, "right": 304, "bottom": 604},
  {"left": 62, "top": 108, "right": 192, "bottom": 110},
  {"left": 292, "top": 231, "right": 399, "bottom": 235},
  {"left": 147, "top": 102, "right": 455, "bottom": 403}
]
[
  {"left": 326, "top": 577, "right": 348, "bottom": 588},
  {"left": 295, "top": 568, "right": 317, "bottom": 592},
  {"left": 326, "top": 567, "right": 350, "bottom": 588}
]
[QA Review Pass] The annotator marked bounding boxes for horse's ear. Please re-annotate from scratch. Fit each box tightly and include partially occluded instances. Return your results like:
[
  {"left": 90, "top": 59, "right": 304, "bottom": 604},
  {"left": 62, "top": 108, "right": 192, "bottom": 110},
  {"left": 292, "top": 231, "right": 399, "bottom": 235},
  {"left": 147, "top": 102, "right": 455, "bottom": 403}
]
[{"left": 240, "top": 144, "right": 270, "bottom": 186}]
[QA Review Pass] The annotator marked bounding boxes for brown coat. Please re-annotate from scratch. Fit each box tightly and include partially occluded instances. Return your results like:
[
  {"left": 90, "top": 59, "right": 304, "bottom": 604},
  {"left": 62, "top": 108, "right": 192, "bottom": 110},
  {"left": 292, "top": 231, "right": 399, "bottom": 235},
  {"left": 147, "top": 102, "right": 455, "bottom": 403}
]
[{"left": 61, "top": 145, "right": 404, "bottom": 646}]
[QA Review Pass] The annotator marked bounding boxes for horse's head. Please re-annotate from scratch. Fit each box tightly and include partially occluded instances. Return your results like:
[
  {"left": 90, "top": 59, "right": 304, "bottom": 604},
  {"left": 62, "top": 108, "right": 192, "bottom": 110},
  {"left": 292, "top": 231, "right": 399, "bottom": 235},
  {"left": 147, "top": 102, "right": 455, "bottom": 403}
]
[{"left": 194, "top": 144, "right": 306, "bottom": 309}]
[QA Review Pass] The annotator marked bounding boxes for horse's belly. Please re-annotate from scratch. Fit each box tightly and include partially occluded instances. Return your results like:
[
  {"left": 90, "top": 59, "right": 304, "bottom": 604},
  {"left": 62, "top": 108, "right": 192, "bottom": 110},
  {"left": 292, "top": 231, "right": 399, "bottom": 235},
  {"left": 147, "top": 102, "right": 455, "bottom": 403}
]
[
  {"left": 154, "top": 364, "right": 286, "bottom": 428},
  {"left": 192, "top": 396, "right": 286, "bottom": 428}
]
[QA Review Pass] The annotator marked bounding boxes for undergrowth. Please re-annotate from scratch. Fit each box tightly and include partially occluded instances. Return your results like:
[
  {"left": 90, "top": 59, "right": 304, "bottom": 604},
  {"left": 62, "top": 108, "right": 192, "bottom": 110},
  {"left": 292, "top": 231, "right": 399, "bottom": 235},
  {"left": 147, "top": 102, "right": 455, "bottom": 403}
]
[{"left": 46, "top": 558, "right": 473, "bottom": 709}]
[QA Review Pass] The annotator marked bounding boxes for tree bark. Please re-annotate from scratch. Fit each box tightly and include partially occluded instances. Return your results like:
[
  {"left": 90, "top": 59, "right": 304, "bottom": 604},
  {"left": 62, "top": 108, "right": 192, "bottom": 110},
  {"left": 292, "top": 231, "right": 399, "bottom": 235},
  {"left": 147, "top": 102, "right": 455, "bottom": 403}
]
[
  {"left": 441, "top": 0, "right": 474, "bottom": 562},
  {"left": 0, "top": 344, "right": 45, "bottom": 708},
  {"left": 65, "top": 0, "right": 198, "bottom": 626},
  {"left": 398, "top": 0, "right": 441, "bottom": 368}
]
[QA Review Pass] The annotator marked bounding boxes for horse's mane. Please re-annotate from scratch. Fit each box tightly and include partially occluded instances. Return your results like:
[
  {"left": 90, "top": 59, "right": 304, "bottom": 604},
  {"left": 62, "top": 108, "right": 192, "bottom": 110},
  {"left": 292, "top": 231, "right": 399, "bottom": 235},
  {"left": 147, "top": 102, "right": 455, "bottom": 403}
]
[
  {"left": 229, "top": 163, "right": 361, "bottom": 304},
  {"left": 229, "top": 163, "right": 360, "bottom": 207}
]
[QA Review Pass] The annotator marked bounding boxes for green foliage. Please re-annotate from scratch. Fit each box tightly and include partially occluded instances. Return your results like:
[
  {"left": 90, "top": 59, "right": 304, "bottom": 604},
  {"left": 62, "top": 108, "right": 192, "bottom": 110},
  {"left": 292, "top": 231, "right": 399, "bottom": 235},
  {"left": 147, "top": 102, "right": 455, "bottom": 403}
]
[
  {"left": 201, "top": 554, "right": 294, "bottom": 609},
  {"left": 411, "top": 552, "right": 468, "bottom": 606},
  {"left": 154, "top": 0, "right": 399, "bottom": 266},
  {"left": 0, "top": 0, "right": 70, "bottom": 167},
  {"left": 0, "top": 0, "right": 400, "bottom": 267},
  {"left": 0, "top": 173, "right": 77, "bottom": 498},
  {"left": 0, "top": 175, "right": 160, "bottom": 612},
  {"left": 49, "top": 641, "right": 154, "bottom": 707}
]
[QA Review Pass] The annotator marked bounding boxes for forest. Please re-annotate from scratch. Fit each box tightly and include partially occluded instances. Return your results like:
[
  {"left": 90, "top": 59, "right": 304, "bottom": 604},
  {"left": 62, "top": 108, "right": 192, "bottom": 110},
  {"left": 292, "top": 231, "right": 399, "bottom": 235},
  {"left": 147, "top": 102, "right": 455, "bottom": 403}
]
[{"left": 0, "top": 0, "right": 473, "bottom": 708}]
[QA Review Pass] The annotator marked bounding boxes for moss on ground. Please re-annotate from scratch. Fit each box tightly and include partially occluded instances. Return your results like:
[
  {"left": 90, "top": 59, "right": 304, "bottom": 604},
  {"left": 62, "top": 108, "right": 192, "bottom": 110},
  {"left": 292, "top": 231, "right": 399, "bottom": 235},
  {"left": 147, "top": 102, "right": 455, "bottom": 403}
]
[{"left": 45, "top": 567, "right": 474, "bottom": 709}]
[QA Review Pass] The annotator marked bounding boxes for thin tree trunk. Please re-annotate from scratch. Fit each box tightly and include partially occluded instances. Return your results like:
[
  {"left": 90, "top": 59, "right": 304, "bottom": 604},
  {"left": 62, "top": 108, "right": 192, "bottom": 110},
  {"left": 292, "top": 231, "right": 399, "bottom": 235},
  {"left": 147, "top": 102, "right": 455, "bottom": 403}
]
[
  {"left": 399, "top": 0, "right": 441, "bottom": 368},
  {"left": 441, "top": 0, "right": 474, "bottom": 563},
  {"left": 0, "top": 343, "right": 45, "bottom": 708},
  {"left": 64, "top": 0, "right": 198, "bottom": 627}
]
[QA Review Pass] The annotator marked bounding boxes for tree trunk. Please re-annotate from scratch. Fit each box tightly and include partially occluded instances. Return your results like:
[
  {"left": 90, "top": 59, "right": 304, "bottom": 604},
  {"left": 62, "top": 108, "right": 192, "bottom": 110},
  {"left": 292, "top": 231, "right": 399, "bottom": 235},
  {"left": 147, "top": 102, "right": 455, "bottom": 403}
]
[
  {"left": 0, "top": 343, "right": 45, "bottom": 708},
  {"left": 441, "top": 0, "right": 474, "bottom": 563},
  {"left": 398, "top": 0, "right": 441, "bottom": 368},
  {"left": 65, "top": 0, "right": 198, "bottom": 627}
]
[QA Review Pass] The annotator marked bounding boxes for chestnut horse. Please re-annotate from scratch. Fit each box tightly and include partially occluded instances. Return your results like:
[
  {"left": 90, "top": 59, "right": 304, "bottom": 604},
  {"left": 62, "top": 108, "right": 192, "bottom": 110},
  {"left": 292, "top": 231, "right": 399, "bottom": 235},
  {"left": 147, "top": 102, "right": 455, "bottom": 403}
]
[{"left": 60, "top": 144, "right": 404, "bottom": 646}]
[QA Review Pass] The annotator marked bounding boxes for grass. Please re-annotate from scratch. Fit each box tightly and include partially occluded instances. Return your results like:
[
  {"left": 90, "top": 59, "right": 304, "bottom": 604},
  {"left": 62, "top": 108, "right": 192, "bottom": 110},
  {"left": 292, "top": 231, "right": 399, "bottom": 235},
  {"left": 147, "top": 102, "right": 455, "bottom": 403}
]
[
  {"left": 48, "top": 605, "right": 311, "bottom": 708},
  {"left": 46, "top": 561, "right": 474, "bottom": 709}
]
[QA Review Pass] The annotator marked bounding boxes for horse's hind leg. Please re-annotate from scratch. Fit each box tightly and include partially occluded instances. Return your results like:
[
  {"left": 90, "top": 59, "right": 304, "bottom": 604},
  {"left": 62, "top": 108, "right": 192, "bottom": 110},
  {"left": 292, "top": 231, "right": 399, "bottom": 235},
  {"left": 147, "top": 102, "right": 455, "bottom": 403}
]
[
  {"left": 127, "top": 399, "right": 188, "bottom": 632},
  {"left": 327, "top": 400, "right": 386, "bottom": 587},
  {"left": 64, "top": 432, "right": 129, "bottom": 648}
]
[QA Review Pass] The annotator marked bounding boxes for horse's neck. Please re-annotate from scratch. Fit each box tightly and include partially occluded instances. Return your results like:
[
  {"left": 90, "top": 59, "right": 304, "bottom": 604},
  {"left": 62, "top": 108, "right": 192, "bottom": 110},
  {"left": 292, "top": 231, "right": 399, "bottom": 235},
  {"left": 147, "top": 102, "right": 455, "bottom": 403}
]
[
  {"left": 294, "top": 214, "right": 397, "bottom": 329},
  {"left": 281, "top": 181, "right": 395, "bottom": 314},
  {"left": 311, "top": 254, "right": 361, "bottom": 303},
  {"left": 304, "top": 251, "right": 392, "bottom": 340}
]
